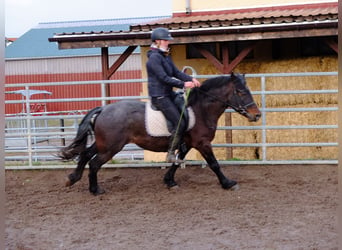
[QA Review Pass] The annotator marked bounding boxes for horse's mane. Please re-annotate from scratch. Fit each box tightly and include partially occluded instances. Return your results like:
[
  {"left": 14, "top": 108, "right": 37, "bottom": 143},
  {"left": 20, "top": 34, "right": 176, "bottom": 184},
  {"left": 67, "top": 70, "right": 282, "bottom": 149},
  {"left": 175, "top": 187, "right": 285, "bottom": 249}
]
[{"left": 187, "top": 76, "right": 231, "bottom": 106}]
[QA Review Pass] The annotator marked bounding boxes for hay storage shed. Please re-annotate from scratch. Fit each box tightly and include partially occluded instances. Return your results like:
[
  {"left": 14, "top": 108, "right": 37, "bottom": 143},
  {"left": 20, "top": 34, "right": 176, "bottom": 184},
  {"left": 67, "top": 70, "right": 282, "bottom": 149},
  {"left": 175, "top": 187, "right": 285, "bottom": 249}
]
[{"left": 49, "top": 1, "right": 338, "bottom": 162}]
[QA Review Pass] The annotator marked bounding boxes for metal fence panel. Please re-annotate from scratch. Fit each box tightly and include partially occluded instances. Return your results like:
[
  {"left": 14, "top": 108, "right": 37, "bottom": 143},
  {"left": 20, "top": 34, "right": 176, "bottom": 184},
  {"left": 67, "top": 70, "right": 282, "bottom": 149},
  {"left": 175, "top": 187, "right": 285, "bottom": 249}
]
[{"left": 5, "top": 72, "right": 338, "bottom": 169}]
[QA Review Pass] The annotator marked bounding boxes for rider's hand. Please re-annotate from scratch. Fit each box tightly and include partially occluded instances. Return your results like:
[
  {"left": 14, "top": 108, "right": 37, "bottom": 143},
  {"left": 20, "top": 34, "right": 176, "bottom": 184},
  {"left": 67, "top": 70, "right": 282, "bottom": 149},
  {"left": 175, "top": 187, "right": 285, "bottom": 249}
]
[
  {"left": 184, "top": 81, "right": 196, "bottom": 88},
  {"left": 192, "top": 78, "right": 201, "bottom": 87},
  {"left": 184, "top": 78, "right": 201, "bottom": 89}
]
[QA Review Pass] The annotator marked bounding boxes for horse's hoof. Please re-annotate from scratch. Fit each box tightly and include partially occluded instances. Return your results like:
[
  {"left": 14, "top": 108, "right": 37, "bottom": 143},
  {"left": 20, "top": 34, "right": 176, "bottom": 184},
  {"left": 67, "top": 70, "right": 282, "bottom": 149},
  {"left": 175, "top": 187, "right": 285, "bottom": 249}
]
[
  {"left": 164, "top": 180, "right": 178, "bottom": 189},
  {"left": 66, "top": 174, "right": 78, "bottom": 187},
  {"left": 169, "top": 185, "right": 179, "bottom": 190},
  {"left": 91, "top": 187, "right": 105, "bottom": 196},
  {"left": 65, "top": 178, "right": 72, "bottom": 187},
  {"left": 222, "top": 180, "right": 238, "bottom": 190},
  {"left": 230, "top": 184, "right": 240, "bottom": 191}
]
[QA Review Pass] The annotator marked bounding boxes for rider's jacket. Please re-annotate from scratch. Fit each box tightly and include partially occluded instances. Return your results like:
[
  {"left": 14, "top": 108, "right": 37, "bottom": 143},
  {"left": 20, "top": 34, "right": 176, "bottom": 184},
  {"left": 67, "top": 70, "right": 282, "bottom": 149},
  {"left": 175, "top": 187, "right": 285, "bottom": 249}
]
[{"left": 146, "top": 48, "right": 192, "bottom": 97}]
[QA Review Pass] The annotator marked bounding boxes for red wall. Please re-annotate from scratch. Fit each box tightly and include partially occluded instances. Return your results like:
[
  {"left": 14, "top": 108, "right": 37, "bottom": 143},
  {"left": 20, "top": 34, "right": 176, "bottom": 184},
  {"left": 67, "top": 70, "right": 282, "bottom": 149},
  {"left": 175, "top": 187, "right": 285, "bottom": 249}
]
[{"left": 5, "top": 70, "right": 142, "bottom": 114}]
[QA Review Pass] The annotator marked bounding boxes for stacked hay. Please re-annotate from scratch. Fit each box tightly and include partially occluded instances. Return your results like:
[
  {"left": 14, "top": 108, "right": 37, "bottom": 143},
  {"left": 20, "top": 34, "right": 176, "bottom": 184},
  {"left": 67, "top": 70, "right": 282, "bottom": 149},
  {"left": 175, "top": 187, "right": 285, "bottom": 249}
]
[{"left": 232, "top": 56, "right": 337, "bottom": 160}]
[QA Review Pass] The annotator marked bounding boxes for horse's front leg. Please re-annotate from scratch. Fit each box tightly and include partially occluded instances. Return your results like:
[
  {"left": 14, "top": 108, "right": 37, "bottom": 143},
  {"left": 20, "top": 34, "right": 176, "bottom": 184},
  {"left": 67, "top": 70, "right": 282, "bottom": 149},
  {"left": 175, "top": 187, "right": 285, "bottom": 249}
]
[
  {"left": 164, "top": 145, "right": 190, "bottom": 188},
  {"left": 199, "top": 143, "right": 238, "bottom": 190}
]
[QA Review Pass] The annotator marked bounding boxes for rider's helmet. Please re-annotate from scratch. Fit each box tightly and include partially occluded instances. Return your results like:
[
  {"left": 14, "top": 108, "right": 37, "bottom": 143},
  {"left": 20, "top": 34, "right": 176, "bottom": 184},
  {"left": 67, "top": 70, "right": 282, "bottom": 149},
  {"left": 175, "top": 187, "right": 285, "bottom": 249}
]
[{"left": 151, "top": 27, "right": 173, "bottom": 42}]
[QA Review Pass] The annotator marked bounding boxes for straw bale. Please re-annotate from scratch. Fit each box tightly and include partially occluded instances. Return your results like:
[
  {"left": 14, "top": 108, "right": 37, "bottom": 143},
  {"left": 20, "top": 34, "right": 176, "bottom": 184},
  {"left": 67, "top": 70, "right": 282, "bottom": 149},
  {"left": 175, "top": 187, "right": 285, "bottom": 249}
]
[{"left": 231, "top": 56, "right": 338, "bottom": 161}]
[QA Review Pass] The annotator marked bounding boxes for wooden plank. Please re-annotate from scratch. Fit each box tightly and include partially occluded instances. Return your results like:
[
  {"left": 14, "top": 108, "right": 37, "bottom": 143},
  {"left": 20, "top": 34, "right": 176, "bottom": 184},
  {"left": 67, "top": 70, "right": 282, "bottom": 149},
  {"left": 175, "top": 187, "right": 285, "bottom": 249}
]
[
  {"left": 225, "top": 113, "right": 232, "bottom": 159},
  {"left": 57, "top": 28, "right": 337, "bottom": 50},
  {"left": 225, "top": 42, "right": 257, "bottom": 73},
  {"left": 107, "top": 46, "right": 137, "bottom": 78},
  {"left": 101, "top": 47, "right": 111, "bottom": 104},
  {"left": 101, "top": 47, "right": 109, "bottom": 79},
  {"left": 193, "top": 44, "right": 223, "bottom": 72},
  {"left": 324, "top": 39, "right": 338, "bottom": 54},
  {"left": 221, "top": 43, "right": 230, "bottom": 74}
]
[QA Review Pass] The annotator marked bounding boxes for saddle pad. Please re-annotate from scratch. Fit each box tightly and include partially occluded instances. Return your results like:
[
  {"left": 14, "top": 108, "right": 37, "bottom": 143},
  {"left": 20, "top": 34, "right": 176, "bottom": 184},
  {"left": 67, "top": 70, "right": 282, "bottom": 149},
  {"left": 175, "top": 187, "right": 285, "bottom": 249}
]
[{"left": 145, "top": 102, "right": 196, "bottom": 137}]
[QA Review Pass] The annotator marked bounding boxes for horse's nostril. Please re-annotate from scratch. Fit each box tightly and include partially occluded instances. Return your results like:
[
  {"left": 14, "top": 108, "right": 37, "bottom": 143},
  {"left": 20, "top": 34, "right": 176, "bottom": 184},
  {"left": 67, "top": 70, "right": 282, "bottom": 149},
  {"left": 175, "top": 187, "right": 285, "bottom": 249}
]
[{"left": 256, "top": 113, "right": 261, "bottom": 119}]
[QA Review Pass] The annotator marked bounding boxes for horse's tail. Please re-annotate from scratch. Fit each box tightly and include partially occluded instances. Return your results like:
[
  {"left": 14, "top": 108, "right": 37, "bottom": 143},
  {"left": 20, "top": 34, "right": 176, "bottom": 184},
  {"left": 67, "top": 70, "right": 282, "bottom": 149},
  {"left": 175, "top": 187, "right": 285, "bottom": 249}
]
[{"left": 58, "top": 106, "right": 103, "bottom": 161}]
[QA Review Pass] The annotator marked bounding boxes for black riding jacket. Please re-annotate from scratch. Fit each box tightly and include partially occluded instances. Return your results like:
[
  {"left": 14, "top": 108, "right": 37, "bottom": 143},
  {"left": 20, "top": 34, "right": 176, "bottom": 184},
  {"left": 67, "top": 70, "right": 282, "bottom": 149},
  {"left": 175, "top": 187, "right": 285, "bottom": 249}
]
[{"left": 146, "top": 48, "right": 192, "bottom": 97}]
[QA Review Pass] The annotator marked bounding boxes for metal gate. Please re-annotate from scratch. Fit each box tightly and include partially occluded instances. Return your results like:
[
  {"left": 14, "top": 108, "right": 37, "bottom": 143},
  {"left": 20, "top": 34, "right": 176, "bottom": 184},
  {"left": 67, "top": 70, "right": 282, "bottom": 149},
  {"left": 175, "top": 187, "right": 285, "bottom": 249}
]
[{"left": 5, "top": 72, "right": 338, "bottom": 169}]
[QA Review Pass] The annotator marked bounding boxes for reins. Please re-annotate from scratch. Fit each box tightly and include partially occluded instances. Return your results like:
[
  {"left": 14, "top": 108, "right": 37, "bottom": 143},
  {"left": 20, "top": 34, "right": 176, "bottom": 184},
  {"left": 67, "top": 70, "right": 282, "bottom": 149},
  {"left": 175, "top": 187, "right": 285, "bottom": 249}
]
[
  {"left": 170, "top": 88, "right": 191, "bottom": 156},
  {"left": 171, "top": 70, "right": 256, "bottom": 155},
  {"left": 197, "top": 85, "right": 255, "bottom": 112},
  {"left": 170, "top": 66, "right": 197, "bottom": 154}
]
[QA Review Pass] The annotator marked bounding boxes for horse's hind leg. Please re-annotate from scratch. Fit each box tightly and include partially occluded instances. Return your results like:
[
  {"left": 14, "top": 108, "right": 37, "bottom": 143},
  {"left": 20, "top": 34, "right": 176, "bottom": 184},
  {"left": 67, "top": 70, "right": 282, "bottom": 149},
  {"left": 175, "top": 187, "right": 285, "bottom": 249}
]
[
  {"left": 66, "top": 143, "right": 97, "bottom": 187},
  {"left": 88, "top": 152, "right": 114, "bottom": 195}
]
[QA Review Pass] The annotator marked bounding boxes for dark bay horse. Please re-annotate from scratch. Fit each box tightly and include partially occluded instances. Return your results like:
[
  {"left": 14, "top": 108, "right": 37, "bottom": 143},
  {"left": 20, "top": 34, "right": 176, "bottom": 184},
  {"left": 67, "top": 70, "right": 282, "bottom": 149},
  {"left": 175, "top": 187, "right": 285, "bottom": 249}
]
[{"left": 59, "top": 72, "right": 261, "bottom": 195}]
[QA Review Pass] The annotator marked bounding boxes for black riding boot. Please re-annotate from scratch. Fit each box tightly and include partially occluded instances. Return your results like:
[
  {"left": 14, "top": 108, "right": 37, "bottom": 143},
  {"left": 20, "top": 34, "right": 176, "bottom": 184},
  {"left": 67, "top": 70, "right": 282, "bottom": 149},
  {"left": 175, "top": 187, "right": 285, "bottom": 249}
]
[{"left": 166, "top": 133, "right": 183, "bottom": 163}]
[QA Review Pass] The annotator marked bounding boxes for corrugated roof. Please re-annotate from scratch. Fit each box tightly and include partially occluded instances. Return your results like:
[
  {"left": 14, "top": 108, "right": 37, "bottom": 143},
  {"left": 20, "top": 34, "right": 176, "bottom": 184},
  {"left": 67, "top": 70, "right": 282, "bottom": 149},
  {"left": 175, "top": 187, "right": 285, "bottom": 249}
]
[
  {"left": 130, "top": 2, "right": 338, "bottom": 31},
  {"left": 48, "top": 2, "right": 337, "bottom": 49},
  {"left": 5, "top": 16, "right": 170, "bottom": 59}
]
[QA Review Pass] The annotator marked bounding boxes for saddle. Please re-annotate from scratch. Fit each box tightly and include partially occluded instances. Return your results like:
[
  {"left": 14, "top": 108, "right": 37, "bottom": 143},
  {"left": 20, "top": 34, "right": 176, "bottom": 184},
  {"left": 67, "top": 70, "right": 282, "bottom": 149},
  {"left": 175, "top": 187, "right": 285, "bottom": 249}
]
[{"left": 145, "top": 95, "right": 195, "bottom": 137}]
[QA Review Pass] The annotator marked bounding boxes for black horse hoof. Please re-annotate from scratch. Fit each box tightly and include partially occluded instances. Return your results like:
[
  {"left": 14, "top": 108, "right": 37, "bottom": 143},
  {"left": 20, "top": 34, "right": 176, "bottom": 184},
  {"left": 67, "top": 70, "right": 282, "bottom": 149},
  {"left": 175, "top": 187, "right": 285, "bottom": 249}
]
[
  {"left": 164, "top": 178, "right": 178, "bottom": 189},
  {"left": 90, "top": 187, "right": 105, "bottom": 196},
  {"left": 221, "top": 179, "right": 238, "bottom": 190}
]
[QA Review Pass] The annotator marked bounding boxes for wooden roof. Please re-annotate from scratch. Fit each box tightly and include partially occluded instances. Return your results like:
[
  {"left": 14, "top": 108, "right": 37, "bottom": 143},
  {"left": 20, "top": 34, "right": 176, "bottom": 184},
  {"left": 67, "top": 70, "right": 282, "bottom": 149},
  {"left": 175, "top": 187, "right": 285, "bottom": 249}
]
[{"left": 49, "top": 2, "right": 338, "bottom": 49}]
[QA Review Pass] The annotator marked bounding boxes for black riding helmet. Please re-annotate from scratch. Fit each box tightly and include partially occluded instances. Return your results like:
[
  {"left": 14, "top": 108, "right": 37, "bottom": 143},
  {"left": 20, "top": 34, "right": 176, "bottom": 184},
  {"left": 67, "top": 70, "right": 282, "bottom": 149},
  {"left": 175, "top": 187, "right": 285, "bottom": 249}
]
[{"left": 151, "top": 27, "right": 173, "bottom": 42}]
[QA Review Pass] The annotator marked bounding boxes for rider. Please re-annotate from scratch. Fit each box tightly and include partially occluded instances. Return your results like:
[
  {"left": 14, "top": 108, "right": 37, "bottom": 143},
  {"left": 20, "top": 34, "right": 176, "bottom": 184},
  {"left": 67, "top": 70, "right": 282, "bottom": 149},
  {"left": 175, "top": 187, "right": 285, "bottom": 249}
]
[{"left": 146, "top": 27, "right": 200, "bottom": 163}]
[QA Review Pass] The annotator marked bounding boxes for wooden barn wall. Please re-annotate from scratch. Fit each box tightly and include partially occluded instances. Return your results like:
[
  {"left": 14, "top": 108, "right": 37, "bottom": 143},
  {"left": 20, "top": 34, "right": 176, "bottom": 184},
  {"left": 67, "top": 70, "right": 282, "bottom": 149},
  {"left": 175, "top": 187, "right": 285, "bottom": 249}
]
[{"left": 5, "top": 55, "right": 143, "bottom": 114}]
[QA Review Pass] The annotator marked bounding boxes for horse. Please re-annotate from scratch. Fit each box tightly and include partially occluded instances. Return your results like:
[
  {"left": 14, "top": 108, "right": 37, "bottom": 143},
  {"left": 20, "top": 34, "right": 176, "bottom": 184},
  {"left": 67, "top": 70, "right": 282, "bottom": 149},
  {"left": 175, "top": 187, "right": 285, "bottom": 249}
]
[{"left": 59, "top": 72, "right": 261, "bottom": 195}]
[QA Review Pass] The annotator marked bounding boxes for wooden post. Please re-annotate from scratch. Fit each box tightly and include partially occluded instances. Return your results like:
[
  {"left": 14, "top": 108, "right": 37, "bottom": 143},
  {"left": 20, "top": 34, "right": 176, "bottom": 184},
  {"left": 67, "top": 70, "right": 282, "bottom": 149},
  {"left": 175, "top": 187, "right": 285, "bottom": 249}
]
[
  {"left": 221, "top": 43, "right": 233, "bottom": 159},
  {"left": 194, "top": 42, "right": 257, "bottom": 159},
  {"left": 101, "top": 47, "right": 110, "bottom": 105},
  {"left": 100, "top": 46, "right": 137, "bottom": 105}
]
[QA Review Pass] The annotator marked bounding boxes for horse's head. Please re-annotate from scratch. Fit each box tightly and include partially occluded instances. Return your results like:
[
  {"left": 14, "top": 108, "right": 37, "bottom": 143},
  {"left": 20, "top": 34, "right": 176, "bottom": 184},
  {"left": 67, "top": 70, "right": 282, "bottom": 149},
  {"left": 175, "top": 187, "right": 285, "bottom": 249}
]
[
  {"left": 227, "top": 73, "right": 261, "bottom": 122},
  {"left": 188, "top": 73, "right": 261, "bottom": 122}
]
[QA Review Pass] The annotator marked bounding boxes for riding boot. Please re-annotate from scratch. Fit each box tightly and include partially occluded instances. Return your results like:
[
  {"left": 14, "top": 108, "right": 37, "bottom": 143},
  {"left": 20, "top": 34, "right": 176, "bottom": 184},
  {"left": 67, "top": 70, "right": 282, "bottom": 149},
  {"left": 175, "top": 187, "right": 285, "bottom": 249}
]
[{"left": 166, "top": 133, "right": 183, "bottom": 164}]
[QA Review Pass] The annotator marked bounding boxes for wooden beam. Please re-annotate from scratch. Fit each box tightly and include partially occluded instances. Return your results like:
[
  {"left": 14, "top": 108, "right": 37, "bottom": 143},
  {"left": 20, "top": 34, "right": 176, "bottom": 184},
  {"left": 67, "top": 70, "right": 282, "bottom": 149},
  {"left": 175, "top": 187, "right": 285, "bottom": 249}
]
[
  {"left": 220, "top": 43, "right": 232, "bottom": 159},
  {"left": 194, "top": 42, "right": 257, "bottom": 74},
  {"left": 221, "top": 43, "right": 230, "bottom": 74},
  {"left": 193, "top": 42, "right": 257, "bottom": 159},
  {"left": 107, "top": 46, "right": 138, "bottom": 78},
  {"left": 101, "top": 47, "right": 109, "bottom": 79},
  {"left": 225, "top": 42, "right": 257, "bottom": 73},
  {"left": 101, "top": 46, "right": 137, "bottom": 104},
  {"left": 57, "top": 28, "right": 337, "bottom": 50},
  {"left": 324, "top": 38, "right": 338, "bottom": 54},
  {"left": 101, "top": 47, "right": 110, "bottom": 104},
  {"left": 192, "top": 44, "right": 223, "bottom": 72}
]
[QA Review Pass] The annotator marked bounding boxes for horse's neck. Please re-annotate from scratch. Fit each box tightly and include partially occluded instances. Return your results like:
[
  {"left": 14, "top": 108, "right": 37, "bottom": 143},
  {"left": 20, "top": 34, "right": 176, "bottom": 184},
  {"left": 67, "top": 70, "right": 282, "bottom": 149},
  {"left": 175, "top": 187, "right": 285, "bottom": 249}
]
[{"left": 192, "top": 102, "right": 226, "bottom": 127}]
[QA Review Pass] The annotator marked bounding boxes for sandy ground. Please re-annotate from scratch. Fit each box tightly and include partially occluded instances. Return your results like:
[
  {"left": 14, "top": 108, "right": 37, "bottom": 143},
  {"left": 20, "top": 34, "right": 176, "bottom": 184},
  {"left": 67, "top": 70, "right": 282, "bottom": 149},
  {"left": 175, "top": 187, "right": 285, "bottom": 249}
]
[{"left": 5, "top": 164, "right": 337, "bottom": 250}]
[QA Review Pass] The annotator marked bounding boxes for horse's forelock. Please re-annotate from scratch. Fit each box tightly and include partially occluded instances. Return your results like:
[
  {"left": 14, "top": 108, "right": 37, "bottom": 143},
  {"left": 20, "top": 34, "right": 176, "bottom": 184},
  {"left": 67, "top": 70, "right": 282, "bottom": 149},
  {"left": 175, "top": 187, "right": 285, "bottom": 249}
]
[{"left": 233, "top": 74, "right": 248, "bottom": 91}]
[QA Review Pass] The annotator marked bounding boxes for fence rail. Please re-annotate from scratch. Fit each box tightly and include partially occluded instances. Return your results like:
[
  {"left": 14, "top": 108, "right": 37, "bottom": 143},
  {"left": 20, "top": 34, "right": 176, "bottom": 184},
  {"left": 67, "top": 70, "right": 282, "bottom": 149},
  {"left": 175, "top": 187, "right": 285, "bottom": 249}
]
[{"left": 5, "top": 71, "right": 338, "bottom": 169}]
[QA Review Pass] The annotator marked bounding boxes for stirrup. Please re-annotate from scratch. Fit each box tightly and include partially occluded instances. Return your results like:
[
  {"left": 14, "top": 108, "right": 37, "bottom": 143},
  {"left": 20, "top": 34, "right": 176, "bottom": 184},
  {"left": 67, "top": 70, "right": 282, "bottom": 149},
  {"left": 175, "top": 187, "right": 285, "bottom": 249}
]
[{"left": 166, "top": 152, "right": 184, "bottom": 164}]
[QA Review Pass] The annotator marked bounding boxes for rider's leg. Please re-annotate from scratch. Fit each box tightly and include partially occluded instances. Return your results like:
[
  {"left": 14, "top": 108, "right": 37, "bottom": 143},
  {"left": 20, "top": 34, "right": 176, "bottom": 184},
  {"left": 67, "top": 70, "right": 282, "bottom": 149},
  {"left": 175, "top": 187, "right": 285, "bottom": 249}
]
[{"left": 151, "top": 96, "right": 186, "bottom": 163}]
